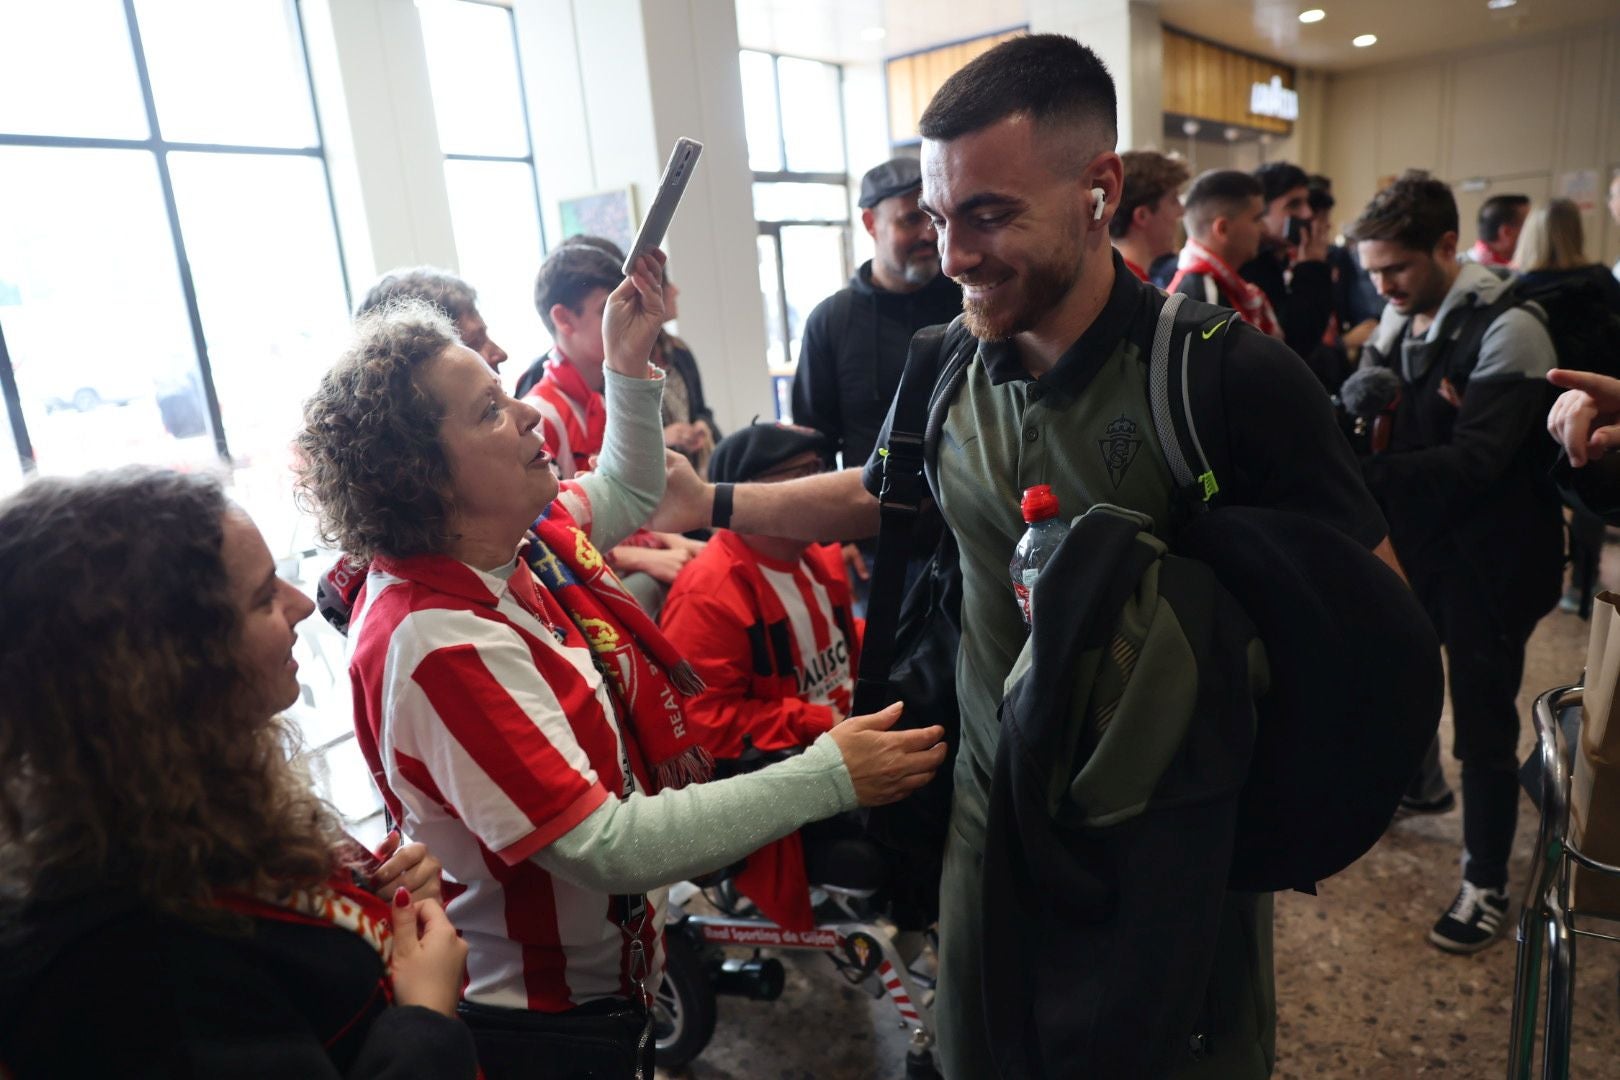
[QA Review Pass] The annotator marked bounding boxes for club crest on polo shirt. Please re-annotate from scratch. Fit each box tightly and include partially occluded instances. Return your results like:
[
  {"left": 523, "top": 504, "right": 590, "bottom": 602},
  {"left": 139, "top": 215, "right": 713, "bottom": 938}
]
[{"left": 1099, "top": 415, "right": 1142, "bottom": 489}]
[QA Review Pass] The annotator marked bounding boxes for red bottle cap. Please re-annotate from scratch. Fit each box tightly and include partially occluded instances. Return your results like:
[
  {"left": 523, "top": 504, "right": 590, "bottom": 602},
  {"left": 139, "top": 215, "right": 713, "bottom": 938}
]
[{"left": 1020, "top": 484, "right": 1060, "bottom": 523}]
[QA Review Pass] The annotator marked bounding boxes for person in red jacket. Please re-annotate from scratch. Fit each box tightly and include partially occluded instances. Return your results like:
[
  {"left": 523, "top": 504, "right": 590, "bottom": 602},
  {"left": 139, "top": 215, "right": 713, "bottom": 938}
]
[{"left": 660, "top": 423, "right": 875, "bottom": 926}]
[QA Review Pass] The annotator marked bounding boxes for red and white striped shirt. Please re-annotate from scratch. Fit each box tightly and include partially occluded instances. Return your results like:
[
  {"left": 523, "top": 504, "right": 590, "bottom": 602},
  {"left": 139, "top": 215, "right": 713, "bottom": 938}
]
[
  {"left": 659, "top": 531, "right": 860, "bottom": 760},
  {"left": 347, "top": 536, "right": 664, "bottom": 1012},
  {"left": 523, "top": 353, "right": 604, "bottom": 480}
]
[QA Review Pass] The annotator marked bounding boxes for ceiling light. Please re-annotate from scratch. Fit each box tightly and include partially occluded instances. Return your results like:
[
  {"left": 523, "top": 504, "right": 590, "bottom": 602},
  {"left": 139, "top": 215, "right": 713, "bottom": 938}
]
[
  {"left": 1486, "top": 0, "right": 1516, "bottom": 8},
  {"left": 860, "top": 26, "right": 886, "bottom": 41},
  {"left": 1352, "top": 33, "right": 1378, "bottom": 47},
  {"left": 1298, "top": 9, "right": 1326, "bottom": 23}
]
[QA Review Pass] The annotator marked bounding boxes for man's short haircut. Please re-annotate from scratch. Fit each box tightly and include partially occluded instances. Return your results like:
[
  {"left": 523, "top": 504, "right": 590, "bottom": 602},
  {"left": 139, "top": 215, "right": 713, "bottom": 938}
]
[
  {"left": 1182, "top": 169, "right": 1264, "bottom": 237},
  {"left": 355, "top": 267, "right": 477, "bottom": 323},
  {"left": 533, "top": 240, "right": 624, "bottom": 334},
  {"left": 1478, "top": 194, "right": 1531, "bottom": 241},
  {"left": 917, "top": 34, "right": 1117, "bottom": 172},
  {"left": 1345, "top": 169, "right": 1459, "bottom": 253},
  {"left": 1110, "top": 150, "right": 1191, "bottom": 239},
  {"left": 1253, "top": 162, "right": 1310, "bottom": 206}
]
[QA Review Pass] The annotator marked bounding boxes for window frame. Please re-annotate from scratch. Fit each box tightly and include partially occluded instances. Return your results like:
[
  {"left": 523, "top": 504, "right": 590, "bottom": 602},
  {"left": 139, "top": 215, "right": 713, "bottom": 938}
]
[
  {"left": 0, "top": 0, "right": 351, "bottom": 475},
  {"left": 741, "top": 49, "right": 853, "bottom": 374},
  {"left": 431, "top": 0, "right": 548, "bottom": 254}
]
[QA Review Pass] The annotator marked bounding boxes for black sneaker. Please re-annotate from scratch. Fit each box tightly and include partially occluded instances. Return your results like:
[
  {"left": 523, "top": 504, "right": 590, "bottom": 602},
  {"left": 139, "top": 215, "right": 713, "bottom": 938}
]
[
  {"left": 1396, "top": 789, "right": 1457, "bottom": 816},
  {"left": 1428, "top": 882, "right": 1510, "bottom": 953}
]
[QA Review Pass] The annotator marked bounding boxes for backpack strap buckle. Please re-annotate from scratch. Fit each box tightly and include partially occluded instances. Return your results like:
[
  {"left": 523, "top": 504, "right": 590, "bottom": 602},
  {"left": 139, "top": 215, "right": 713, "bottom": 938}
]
[{"left": 877, "top": 433, "right": 927, "bottom": 515}]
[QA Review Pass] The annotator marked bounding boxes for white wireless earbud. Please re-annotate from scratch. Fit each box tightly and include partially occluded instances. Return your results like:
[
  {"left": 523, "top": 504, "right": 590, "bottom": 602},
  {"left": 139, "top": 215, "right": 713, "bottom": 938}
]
[{"left": 1091, "top": 187, "right": 1107, "bottom": 221}]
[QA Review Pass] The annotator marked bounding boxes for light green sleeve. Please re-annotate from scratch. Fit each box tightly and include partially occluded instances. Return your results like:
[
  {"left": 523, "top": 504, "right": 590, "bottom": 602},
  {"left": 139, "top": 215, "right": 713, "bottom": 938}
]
[
  {"left": 575, "top": 368, "right": 667, "bottom": 550},
  {"left": 533, "top": 734, "right": 858, "bottom": 895}
]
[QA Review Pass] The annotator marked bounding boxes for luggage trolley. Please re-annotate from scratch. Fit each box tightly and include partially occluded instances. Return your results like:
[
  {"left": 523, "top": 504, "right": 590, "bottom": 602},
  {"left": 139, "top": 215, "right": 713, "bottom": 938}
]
[{"left": 1508, "top": 684, "right": 1620, "bottom": 1079}]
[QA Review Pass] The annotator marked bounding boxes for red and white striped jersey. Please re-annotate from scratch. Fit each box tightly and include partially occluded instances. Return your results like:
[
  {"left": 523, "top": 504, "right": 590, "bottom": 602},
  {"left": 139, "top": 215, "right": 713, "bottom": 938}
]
[
  {"left": 659, "top": 531, "right": 860, "bottom": 760},
  {"left": 347, "top": 545, "right": 664, "bottom": 1013}
]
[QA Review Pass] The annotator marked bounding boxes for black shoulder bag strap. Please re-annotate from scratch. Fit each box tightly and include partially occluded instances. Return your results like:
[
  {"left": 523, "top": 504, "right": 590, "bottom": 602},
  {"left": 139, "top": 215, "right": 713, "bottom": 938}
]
[
  {"left": 1148, "top": 291, "right": 1236, "bottom": 526},
  {"left": 852, "top": 317, "right": 975, "bottom": 716}
]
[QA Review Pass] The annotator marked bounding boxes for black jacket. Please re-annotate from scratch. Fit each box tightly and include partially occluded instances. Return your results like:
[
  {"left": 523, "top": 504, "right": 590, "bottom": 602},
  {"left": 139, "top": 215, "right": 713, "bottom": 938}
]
[
  {"left": 1239, "top": 243, "right": 1335, "bottom": 362},
  {"left": 0, "top": 891, "right": 477, "bottom": 1079},
  {"left": 790, "top": 262, "right": 961, "bottom": 469},
  {"left": 1359, "top": 266, "right": 1564, "bottom": 629}
]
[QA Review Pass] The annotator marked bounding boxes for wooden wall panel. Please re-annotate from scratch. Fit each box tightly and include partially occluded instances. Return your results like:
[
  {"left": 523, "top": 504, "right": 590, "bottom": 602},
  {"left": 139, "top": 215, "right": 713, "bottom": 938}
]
[
  {"left": 1161, "top": 28, "right": 1293, "bottom": 136},
  {"left": 885, "top": 30, "right": 1025, "bottom": 145}
]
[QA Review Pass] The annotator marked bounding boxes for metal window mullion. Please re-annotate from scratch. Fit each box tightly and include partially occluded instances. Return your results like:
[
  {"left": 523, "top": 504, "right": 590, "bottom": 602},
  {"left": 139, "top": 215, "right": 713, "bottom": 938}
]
[
  {"left": 123, "top": 0, "right": 231, "bottom": 462},
  {"left": 443, "top": 151, "right": 532, "bottom": 164},
  {"left": 504, "top": 3, "right": 548, "bottom": 253},
  {"left": 771, "top": 54, "right": 789, "bottom": 174},
  {"left": 770, "top": 229, "right": 790, "bottom": 364},
  {"left": 0, "top": 321, "right": 36, "bottom": 473},
  {"left": 293, "top": 0, "right": 354, "bottom": 313}
]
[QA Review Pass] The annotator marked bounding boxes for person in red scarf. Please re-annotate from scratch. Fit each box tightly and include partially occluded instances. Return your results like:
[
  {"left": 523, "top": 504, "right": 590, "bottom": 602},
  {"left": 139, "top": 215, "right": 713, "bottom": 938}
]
[
  {"left": 1169, "top": 168, "right": 1283, "bottom": 339},
  {"left": 297, "top": 250, "right": 947, "bottom": 1079},
  {"left": 0, "top": 469, "right": 476, "bottom": 1078},
  {"left": 660, "top": 423, "right": 878, "bottom": 930},
  {"left": 1110, "top": 149, "right": 1189, "bottom": 284}
]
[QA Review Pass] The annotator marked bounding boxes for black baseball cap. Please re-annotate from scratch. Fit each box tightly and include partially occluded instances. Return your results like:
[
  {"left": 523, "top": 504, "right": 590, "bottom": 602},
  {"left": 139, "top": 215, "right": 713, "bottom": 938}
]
[
  {"left": 708, "top": 423, "right": 829, "bottom": 484},
  {"left": 858, "top": 157, "right": 923, "bottom": 210}
]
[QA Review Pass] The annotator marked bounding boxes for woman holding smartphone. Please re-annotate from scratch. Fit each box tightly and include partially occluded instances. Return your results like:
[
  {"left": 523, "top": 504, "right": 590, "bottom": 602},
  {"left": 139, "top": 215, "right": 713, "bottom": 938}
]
[{"left": 296, "top": 250, "right": 945, "bottom": 1077}]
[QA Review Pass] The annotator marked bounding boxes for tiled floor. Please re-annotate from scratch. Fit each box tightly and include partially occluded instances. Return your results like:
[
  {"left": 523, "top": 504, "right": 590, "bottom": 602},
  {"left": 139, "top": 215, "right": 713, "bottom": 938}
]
[{"left": 662, "top": 558, "right": 1620, "bottom": 1079}]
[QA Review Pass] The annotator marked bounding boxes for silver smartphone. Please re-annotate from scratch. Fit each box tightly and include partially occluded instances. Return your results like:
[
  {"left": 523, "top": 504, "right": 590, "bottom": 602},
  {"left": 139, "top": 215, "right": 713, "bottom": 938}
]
[{"left": 622, "top": 137, "right": 704, "bottom": 275}]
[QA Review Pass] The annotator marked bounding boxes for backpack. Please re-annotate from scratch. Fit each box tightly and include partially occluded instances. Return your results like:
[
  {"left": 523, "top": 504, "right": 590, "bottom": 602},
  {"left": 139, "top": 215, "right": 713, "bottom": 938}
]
[
  {"left": 1511, "top": 271, "right": 1620, "bottom": 380},
  {"left": 857, "top": 290, "right": 1443, "bottom": 895}
]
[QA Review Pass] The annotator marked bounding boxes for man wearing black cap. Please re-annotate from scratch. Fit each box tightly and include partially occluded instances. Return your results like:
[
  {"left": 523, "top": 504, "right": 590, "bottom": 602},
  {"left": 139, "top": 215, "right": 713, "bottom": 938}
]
[
  {"left": 792, "top": 157, "right": 962, "bottom": 600},
  {"left": 792, "top": 159, "right": 962, "bottom": 476},
  {"left": 659, "top": 423, "right": 865, "bottom": 927}
]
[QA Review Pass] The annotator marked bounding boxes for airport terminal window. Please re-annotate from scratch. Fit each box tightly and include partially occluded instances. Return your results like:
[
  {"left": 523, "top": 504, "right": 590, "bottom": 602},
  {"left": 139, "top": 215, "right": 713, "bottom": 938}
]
[
  {"left": 419, "top": 0, "right": 549, "bottom": 370},
  {"left": 0, "top": 0, "right": 378, "bottom": 833},
  {"left": 739, "top": 49, "right": 852, "bottom": 378}
]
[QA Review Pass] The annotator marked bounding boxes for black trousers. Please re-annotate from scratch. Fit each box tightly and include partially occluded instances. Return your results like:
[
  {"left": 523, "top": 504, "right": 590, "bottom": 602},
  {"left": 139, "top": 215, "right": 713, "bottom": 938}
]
[{"left": 1414, "top": 565, "right": 1542, "bottom": 889}]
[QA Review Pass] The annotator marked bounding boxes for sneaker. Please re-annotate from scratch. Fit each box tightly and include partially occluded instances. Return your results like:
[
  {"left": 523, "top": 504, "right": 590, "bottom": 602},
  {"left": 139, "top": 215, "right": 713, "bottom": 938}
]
[
  {"left": 1396, "top": 788, "right": 1457, "bottom": 816},
  {"left": 1428, "top": 881, "right": 1510, "bottom": 953}
]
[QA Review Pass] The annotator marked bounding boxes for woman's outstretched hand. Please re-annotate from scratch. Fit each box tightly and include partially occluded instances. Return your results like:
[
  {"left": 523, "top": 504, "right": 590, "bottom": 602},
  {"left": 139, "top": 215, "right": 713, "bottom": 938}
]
[
  {"left": 827, "top": 702, "right": 947, "bottom": 807},
  {"left": 603, "top": 249, "right": 668, "bottom": 380}
]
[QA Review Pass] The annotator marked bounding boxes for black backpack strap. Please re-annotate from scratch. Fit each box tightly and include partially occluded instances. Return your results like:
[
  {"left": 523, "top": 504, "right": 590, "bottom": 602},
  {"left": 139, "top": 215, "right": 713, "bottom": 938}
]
[
  {"left": 1147, "top": 291, "right": 1236, "bottom": 525},
  {"left": 853, "top": 318, "right": 975, "bottom": 716},
  {"left": 1438, "top": 284, "right": 1535, "bottom": 384}
]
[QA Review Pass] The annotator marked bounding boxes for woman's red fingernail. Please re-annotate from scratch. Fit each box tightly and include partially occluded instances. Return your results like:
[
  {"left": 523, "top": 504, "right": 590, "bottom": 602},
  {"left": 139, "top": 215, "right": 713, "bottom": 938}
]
[{"left": 394, "top": 886, "right": 410, "bottom": 908}]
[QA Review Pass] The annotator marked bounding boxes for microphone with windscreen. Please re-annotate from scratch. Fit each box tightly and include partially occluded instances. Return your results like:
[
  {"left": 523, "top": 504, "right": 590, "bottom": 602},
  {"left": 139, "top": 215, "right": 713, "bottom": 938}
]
[
  {"left": 1338, "top": 366, "right": 1403, "bottom": 455},
  {"left": 1339, "top": 366, "right": 1403, "bottom": 418}
]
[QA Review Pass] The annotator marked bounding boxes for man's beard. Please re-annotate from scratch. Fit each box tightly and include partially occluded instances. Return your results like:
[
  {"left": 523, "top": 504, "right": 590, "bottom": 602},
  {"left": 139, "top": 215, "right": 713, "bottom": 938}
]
[
  {"left": 885, "top": 243, "right": 940, "bottom": 288},
  {"left": 960, "top": 251, "right": 1080, "bottom": 342}
]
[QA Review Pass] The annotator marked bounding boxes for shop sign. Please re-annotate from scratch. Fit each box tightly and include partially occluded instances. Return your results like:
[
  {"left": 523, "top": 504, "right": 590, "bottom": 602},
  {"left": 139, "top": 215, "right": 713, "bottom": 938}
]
[{"left": 1249, "top": 75, "right": 1299, "bottom": 121}]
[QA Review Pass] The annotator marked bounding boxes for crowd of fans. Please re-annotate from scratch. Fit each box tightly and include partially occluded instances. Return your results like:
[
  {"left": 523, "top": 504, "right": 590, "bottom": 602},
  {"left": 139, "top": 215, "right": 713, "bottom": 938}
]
[{"left": 5, "top": 28, "right": 1620, "bottom": 1079}]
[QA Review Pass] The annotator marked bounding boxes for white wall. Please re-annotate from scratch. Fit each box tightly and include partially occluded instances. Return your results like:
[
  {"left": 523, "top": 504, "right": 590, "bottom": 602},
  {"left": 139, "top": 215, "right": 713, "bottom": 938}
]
[
  {"left": 1321, "top": 17, "right": 1620, "bottom": 265},
  {"left": 515, "top": 0, "right": 774, "bottom": 432}
]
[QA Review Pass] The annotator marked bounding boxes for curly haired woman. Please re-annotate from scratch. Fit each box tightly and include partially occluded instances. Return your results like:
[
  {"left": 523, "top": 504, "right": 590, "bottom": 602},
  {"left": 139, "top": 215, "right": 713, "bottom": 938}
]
[
  {"left": 0, "top": 468, "right": 477, "bottom": 1078},
  {"left": 297, "top": 250, "right": 945, "bottom": 1077}
]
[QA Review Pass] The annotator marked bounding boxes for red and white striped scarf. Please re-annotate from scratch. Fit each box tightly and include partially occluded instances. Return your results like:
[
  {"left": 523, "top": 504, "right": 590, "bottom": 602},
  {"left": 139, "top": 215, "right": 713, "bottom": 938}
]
[{"left": 1169, "top": 238, "right": 1283, "bottom": 340}]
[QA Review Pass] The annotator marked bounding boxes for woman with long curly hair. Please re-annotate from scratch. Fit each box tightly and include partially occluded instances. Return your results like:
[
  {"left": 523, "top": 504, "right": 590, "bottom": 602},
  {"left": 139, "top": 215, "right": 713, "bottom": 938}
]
[
  {"left": 0, "top": 468, "right": 477, "bottom": 1078},
  {"left": 297, "top": 250, "right": 945, "bottom": 1077}
]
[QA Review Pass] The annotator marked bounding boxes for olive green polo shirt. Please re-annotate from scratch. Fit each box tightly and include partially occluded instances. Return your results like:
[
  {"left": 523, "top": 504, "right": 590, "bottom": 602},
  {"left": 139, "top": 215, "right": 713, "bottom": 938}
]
[{"left": 864, "top": 252, "right": 1387, "bottom": 825}]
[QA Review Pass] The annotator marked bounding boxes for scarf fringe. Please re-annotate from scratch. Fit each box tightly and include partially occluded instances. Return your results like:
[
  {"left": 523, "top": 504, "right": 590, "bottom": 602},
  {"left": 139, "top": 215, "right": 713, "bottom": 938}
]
[
  {"left": 655, "top": 745, "right": 715, "bottom": 790},
  {"left": 671, "top": 659, "right": 706, "bottom": 696}
]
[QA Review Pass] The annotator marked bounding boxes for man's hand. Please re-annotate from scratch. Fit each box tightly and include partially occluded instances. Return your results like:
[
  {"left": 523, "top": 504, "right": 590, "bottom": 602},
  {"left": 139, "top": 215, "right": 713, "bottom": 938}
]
[
  {"left": 646, "top": 449, "right": 714, "bottom": 533},
  {"left": 1548, "top": 368, "right": 1620, "bottom": 467},
  {"left": 611, "top": 543, "right": 693, "bottom": 585},
  {"left": 1342, "top": 318, "right": 1378, "bottom": 351},
  {"left": 664, "top": 421, "right": 705, "bottom": 453},
  {"left": 841, "top": 543, "right": 870, "bottom": 585},
  {"left": 602, "top": 249, "right": 667, "bottom": 380},
  {"left": 1298, "top": 218, "right": 1331, "bottom": 264}
]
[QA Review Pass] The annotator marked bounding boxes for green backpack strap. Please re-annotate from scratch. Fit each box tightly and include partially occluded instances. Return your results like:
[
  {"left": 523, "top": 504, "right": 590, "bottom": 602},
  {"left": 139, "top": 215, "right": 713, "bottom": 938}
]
[{"left": 1147, "top": 291, "right": 1237, "bottom": 525}]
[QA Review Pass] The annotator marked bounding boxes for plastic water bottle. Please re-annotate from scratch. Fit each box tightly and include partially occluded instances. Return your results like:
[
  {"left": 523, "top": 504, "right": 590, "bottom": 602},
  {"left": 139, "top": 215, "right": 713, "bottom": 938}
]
[{"left": 1010, "top": 484, "right": 1070, "bottom": 627}]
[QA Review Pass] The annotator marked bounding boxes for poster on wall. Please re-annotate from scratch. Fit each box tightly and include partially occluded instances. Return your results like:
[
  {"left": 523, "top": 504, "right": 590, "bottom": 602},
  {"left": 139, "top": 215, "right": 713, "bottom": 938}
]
[
  {"left": 1558, "top": 169, "right": 1600, "bottom": 213},
  {"left": 557, "top": 187, "right": 638, "bottom": 255}
]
